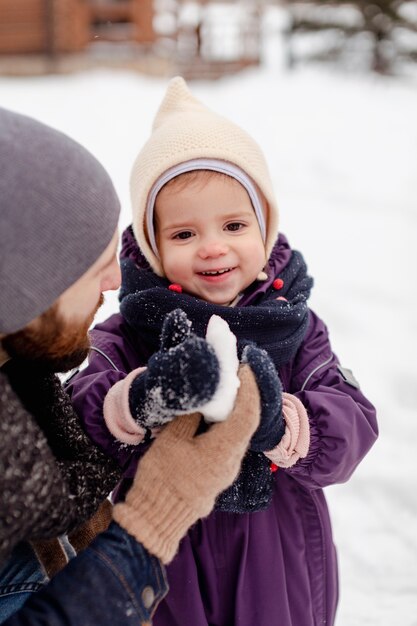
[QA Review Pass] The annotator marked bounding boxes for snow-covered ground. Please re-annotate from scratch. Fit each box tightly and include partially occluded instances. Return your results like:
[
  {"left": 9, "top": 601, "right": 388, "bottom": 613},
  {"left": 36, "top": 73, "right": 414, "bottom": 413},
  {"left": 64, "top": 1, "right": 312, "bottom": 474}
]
[{"left": 1, "top": 19, "right": 416, "bottom": 625}]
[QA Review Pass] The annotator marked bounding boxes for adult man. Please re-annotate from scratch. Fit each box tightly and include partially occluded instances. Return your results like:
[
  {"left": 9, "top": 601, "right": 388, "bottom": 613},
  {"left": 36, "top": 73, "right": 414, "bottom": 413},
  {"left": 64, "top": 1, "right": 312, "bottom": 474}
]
[{"left": 0, "top": 107, "right": 260, "bottom": 625}]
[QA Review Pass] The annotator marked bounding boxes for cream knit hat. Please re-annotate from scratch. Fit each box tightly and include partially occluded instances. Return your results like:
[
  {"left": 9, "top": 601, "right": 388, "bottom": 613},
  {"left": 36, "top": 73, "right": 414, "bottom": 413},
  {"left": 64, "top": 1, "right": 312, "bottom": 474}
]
[{"left": 130, "top": 76, "right": 279, "bottom": 277}]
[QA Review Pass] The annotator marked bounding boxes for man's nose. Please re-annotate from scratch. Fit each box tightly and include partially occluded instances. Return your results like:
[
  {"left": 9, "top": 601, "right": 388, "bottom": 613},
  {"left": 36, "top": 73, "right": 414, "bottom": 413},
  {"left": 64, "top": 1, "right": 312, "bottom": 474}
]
[{"left": 102, "top": 259, "right": 122, "bottom": 292}]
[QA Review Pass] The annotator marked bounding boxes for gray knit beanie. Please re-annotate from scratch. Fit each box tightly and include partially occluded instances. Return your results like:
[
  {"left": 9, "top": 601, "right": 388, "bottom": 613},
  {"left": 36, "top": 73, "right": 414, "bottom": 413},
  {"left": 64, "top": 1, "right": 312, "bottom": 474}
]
[{"left": 0, "top": 107, "right": 120, "bottom": 335}]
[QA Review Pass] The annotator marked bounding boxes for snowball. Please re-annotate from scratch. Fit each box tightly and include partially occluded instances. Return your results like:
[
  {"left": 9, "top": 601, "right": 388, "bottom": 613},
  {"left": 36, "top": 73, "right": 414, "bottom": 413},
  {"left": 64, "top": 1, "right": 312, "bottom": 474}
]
[{"left": 197, "top": 315, "right": 240, "bottom": 422}]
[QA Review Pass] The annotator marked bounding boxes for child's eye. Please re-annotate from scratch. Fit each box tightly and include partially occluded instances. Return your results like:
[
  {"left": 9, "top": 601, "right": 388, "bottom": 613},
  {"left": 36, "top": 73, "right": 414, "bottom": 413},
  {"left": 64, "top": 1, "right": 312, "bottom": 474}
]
[
  {"left": 225, "top": 222, "right": 244, "bottom": 232},
  {"left": 173, "top": 231, "right": 193, "bottom": 240}
]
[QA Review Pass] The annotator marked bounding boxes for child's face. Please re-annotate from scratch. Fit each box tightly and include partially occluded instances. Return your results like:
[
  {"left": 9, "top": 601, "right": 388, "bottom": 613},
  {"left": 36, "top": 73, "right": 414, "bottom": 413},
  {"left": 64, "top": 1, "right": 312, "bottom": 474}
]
[{"left": 155, "top": 174, "right": 266, "bottom": 305}]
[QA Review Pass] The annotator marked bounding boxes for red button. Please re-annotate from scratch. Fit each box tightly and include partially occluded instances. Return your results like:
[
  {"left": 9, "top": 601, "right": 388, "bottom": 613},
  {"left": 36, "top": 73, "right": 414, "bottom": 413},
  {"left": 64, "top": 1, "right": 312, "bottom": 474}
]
[
  {"left": 168, "top": 284, "right": 183, "bottom": 293},
  {"left": 270, "top": 462, "right": 279, "bottom": 473},
  {"left": 273, "top": 278, "right": 284, "bottom": 290}
]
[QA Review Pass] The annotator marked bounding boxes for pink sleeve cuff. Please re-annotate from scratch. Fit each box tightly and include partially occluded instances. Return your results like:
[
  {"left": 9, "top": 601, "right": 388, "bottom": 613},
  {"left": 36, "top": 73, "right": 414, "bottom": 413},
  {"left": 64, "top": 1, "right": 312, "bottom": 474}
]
[
  {"left": 103, "top": 367, "right": 157, "bottom": 445},
  {"left": 264, "top": 392, "right": 310, "bottom": 468}
]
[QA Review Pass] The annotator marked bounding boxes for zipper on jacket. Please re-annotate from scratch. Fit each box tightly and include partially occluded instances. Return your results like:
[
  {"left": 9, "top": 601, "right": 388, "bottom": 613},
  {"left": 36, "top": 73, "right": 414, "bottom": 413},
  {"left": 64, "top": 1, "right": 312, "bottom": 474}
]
[
  {"left": 88, "top": 346, "right": 120, "bottom": 371},
  {"left": 63, "top": 346, "right": 120, "bottom": 387}
]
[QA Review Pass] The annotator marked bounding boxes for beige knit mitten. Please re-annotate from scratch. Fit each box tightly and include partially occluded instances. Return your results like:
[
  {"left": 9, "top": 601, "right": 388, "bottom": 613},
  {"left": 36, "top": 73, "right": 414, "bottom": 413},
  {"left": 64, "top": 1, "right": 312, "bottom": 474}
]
[{"left": 113, "top": 364, "right": 260, "bottom": 564}]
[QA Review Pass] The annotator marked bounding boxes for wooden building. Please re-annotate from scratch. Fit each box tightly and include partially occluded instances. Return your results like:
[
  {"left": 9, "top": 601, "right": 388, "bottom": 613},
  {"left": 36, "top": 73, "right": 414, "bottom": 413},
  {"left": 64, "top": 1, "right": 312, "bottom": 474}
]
[
  {"left": 0, "top": 0, "right": 263, "bottom": 77},
  {"left": 0, "top": 0, "right": 155, "bottom": 56}
]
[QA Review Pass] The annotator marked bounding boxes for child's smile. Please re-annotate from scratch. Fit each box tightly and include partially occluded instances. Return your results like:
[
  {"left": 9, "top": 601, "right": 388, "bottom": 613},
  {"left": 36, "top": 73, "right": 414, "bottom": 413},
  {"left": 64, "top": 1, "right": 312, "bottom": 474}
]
[{"left": 199, "top": 267, "right": 235, "bottom": 277}]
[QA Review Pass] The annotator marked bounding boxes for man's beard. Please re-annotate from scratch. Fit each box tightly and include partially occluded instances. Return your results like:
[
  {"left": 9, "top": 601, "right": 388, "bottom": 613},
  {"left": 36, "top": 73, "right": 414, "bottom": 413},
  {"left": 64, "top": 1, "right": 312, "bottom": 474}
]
[{"left": 3, "top": 294, "right": 104, "bottom": 373}]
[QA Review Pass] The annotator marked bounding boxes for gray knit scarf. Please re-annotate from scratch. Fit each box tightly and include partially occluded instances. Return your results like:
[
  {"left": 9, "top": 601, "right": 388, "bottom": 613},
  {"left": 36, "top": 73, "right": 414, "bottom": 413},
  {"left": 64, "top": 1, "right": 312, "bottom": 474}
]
[{"left": 0, "top": 363, "right": 120, "bottom": 564}]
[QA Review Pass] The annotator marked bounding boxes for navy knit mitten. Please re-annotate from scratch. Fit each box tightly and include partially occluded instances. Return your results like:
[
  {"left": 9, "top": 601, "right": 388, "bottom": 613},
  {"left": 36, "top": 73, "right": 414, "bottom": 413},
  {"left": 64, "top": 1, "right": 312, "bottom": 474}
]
[
  {"left": 128, "top": 309, "right": 220, "bottom": 428},
  {"left": 216, "top": 342, "right": 284, "bottom": 514},
  {"left": 241, "top": 342, "right": 284, "bottom": 452}
]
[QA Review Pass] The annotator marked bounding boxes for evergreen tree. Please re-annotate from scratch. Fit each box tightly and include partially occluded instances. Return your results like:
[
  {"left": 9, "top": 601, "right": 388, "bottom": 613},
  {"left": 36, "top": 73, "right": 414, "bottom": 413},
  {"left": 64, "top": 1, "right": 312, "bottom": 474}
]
[{"left": 283, "top": 0, "right": 417, "bottom": 73}]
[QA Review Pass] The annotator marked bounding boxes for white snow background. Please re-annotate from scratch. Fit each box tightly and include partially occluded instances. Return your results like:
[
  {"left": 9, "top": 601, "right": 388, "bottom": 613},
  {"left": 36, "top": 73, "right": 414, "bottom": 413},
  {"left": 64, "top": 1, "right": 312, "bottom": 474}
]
[{"left": 1, "top": 11, "right": 416, "bottom": 625}]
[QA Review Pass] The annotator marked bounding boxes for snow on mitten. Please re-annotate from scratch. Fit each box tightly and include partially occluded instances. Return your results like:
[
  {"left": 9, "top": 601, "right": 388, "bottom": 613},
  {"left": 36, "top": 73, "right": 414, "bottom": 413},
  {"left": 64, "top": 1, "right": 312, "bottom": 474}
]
[{"left": 103, "top": 309, "right": 240, "bottom": 444}]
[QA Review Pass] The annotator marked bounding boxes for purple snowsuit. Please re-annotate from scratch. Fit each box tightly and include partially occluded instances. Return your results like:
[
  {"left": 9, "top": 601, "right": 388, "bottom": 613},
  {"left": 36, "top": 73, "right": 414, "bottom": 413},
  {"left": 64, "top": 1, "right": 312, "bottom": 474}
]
[{"left": 69, "top": 235, "right": 378, "bottom": 626}]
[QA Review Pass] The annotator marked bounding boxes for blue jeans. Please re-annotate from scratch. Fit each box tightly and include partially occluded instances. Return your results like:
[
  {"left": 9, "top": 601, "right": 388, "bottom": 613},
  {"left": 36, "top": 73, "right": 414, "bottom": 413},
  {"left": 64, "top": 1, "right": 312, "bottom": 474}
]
[
  {"left": 0, "top": 538, "right": 76, "bottom": 623},
  {"left": 0, "top": 541, "right": 47, "bottom": 622}
]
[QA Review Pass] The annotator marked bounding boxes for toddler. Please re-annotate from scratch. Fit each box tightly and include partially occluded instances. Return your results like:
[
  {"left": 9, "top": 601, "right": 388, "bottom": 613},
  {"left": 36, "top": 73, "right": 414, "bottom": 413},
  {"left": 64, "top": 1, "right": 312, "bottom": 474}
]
[{"left": 69, "top": 77, "right": 378, "bottom": 626}]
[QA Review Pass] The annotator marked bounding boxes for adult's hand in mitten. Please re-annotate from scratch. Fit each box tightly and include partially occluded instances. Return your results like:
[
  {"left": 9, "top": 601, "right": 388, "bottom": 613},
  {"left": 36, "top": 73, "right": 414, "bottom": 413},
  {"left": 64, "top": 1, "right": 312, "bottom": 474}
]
[
  {"left": 113, "top": 364, "right": 260, "bottom": 564},
  {"left": 103, "top": 309, "right": 240, "bottom": 443},
  {"left": 240, "top": 342, "right": 284, "bottom": 452}
]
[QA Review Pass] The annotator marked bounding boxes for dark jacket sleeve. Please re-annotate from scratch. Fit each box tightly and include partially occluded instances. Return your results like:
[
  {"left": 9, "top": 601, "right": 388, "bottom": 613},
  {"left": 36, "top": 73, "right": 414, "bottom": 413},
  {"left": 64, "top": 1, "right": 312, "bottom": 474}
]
[
  {"left": 280, "top": 310, "right": 378, "bottom": 489},
  {"left": 4, "top": 522, "right": 168, "bottom": 626}
]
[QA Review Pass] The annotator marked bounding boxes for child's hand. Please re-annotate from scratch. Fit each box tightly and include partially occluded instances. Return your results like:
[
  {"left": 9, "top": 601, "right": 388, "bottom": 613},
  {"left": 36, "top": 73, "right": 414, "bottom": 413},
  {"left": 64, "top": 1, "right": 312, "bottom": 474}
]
[
  {"left": 103, "top": 309, "right": 240, "bottom": 443},
  {"left": 240, "top": 342, "right": 284, "bottom": 452},
  {"left": 215, "top": 342, "right": 284, "bottom": 513},
  {"left": 130, "top": 309, "right": 220, "bottom": 427}
]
